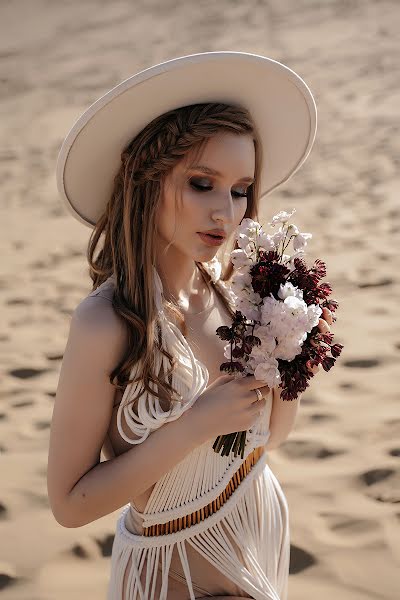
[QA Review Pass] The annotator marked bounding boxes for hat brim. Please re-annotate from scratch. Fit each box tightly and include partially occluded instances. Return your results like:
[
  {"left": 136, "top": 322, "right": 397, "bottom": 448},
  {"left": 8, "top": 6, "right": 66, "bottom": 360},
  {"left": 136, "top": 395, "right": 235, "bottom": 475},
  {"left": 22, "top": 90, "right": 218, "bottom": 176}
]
[{"left": 56, "top": 51, "right": 317, "bottom": 228}]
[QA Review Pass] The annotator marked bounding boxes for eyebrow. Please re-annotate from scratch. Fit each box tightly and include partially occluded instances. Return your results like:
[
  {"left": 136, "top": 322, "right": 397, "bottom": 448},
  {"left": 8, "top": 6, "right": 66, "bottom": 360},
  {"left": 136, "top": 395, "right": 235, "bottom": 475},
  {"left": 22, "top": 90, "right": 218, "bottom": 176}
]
[{"left": 190, "top": 165, "right": 255, "bottom": 184}]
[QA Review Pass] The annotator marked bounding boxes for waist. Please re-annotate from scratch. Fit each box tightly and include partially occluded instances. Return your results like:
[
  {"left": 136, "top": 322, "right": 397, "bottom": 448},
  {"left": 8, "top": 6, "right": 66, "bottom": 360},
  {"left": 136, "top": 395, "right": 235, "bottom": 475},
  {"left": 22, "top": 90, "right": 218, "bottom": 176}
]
[{"left": 143, "top": 444, "right": 265, "bottom": 537}]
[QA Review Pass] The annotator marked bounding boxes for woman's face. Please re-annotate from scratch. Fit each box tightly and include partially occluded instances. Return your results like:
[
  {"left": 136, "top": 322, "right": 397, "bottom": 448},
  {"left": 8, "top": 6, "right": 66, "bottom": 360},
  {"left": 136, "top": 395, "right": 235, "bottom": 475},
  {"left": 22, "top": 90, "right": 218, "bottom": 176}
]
[{"left": 156, "top": 131, "right": 255, "bottom": 263}]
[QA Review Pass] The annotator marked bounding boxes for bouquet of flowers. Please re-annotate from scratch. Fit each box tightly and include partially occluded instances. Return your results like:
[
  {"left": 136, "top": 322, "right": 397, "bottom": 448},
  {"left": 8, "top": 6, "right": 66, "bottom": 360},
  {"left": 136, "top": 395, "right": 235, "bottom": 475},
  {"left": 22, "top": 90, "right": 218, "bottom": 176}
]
[{"left": 213, "top": 209, "right": 343, "bottom": 458}]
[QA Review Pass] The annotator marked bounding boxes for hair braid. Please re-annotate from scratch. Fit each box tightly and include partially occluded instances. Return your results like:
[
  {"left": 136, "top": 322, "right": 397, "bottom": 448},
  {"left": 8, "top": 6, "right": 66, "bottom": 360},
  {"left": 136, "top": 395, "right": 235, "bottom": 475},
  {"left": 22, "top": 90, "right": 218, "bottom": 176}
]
[
  {"left": 122, "top": 103, "right": 254, "bottom": 186},
  {"left": 87, "top": 102, "right": 263, "bottom": 412}
]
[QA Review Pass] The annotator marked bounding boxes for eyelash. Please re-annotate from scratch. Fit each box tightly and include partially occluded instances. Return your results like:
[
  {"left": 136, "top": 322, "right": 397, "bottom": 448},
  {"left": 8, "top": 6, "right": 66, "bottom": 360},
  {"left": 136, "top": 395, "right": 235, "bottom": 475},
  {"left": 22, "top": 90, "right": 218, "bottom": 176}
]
[{"left": 190, "top": 180, "right": 249, "bottom": 198}]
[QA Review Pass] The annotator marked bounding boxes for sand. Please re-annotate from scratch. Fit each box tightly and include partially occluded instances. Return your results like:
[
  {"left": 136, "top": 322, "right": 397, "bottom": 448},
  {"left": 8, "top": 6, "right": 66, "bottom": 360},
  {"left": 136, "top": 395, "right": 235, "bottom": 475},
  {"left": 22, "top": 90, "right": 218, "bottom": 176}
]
[{"left": 1, "top": 0, "right": 399, "bottom": 598}]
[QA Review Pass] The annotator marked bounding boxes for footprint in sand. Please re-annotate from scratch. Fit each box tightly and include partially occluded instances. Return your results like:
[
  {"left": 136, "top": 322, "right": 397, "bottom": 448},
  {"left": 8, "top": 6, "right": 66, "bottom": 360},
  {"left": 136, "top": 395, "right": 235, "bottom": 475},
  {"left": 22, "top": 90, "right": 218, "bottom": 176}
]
[
  {"left": 343, "top": 358, "right": 381, "bottom": 368},
  {"left": 280, "top": 439, "right": 346, "bottom": 460},
  {"left": 289, "top": 544, "right": 316, "bottom": 574},
  {"left": 309, "top": 412, "right": 338, "bottom": 422},
  {"left": 357, "top": 277, "right": 394, "bottom": 288},
  {"left": 11, "top": 399, "right": 35, "bottom": 408},
  {"left": 298, "top": 394, "right": 318, "bottom": 405},
  {"left": 0, "top": 501, "right": 7, "bottom": 518},
  {"left": 338, "top": 381, "right": 356, "bottom": 389},
  {"left": 359, "top": 467, "right": 400, "bottom": 504},
  {"left": 5, "top": 297, "right": 32, "bottom": 306},
  {"left": 0, "top": 564, "right": 17, "bottom": 592},
  {"left": 318, "top": 512, "right": 381, "bottom": 546},
  {"left": 69, "top": 539, "right": 99, "bottom": 560},
  {"left": 8, "top": 367, "right": 50, "bottom": 379},
  {"left": 93, "top": 533, "right": 115, "bottom": 557},
  {"left": 34, "top": 420, "right": 51, "bottom": 430},
  {"left": 45, "top": 353, "right": 63, "bottom": 361},
  {"left": 23, "top": 490, "right": 50, "bottom": 509}
]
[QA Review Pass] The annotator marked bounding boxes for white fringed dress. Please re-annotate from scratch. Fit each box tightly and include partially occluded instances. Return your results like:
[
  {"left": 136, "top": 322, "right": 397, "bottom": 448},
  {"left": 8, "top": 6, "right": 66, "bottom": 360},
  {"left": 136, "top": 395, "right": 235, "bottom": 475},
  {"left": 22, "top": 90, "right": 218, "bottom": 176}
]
[{"left": 107, "top": 259, "right": 290, "bottom": 600}]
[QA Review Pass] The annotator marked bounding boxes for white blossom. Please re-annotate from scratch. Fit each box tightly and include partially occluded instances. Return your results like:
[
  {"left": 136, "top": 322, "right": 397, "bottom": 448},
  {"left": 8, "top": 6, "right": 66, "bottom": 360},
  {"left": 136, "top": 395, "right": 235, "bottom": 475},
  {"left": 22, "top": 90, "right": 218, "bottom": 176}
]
[
  {"left": 278, "top": 282, "right": 303, "bottom": 300},
  {"left": 271, "top": 229, "right": 285, "bottom": 246},
  {"left": 268, "top": 209, "right": 296, "bottom": 226},
  {"left": 287, "top": 224, "right": 299, "bottom": 235},
  {"left": 293, "top": 232, "right": 312, "bottom": 251},
  {"left": 235, "top": 296, "right": 261, "bottom": 321},
  {"left": 257, "top": 232, "right": 275, "bottom": 251},
  {"left": 230, "top": 248, "right": 253, "bottom": 268},
  {"left": 274, "top": 338, "right": 303, "bottom": 361},
  {"left": 237, "top": 233, "right": 252, "bottom": 251},
  {"left": 204, "top": 256, "right": 222, "bottom": 282},
  {"left": 223, "top": 209, "right": 321, "bottom": 390},
  {"left": 231, "top": 270, "right": 252, "bottom": 296},
  {"left": 254, "top": 358, "right": 281, "bottom": 388},
  {"left": 236, "top": 218, "right": 260, "bottom": 239}
]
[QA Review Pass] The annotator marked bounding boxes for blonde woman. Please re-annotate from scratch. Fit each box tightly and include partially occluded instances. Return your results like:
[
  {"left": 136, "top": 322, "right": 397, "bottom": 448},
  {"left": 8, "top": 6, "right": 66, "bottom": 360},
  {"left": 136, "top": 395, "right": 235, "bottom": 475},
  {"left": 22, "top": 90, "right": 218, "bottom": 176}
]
[{"left": 48, "top": 52, "right": 332, "bottom": 599}]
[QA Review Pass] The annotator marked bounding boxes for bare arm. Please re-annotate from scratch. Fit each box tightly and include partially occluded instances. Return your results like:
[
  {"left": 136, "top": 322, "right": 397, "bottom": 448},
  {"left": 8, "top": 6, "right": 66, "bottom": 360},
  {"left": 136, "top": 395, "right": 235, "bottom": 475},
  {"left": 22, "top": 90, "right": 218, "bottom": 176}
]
[
  {"left": 47, "top": 296, "right": 206, "bottom": 529},
  {"left": 66, "top": 408, "right": 203, "bottom": 527},
  {"left": 265, "top": 386, "right": 301, "bottom": 450}
]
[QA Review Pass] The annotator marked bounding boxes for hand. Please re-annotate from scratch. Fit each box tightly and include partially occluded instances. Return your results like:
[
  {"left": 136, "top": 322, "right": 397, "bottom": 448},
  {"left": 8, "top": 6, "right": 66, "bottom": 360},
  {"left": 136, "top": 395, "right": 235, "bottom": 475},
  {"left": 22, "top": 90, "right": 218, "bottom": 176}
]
[
  {"left": 190, "top": 374, "right": 270, "bottom": 441},
  {"left": 306, "top": 307, "right": 334, "bottom": 375}
]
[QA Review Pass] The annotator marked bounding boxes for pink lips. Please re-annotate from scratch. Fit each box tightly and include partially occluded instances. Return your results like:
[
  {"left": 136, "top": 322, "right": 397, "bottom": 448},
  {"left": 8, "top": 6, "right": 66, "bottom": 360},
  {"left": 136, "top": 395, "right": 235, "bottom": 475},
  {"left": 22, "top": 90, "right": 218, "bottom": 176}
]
[{"left": 197, "top": 232, "right": 225, "bottom": 246}]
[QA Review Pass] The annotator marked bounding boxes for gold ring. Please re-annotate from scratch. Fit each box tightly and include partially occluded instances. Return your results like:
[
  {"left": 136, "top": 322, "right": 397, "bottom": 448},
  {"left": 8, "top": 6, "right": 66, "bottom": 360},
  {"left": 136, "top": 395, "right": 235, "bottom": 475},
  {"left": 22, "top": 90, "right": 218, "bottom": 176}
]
[{"left": 254, "top": 388, "right": 263, "bottom": 402}]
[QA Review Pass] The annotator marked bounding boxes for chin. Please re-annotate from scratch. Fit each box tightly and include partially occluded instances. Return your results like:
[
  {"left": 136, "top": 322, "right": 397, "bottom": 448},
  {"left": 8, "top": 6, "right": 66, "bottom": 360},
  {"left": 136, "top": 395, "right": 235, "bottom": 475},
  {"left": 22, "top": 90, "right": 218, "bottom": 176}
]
[{"left": 197, "top": 248, "right": 219, "bottom": 261}]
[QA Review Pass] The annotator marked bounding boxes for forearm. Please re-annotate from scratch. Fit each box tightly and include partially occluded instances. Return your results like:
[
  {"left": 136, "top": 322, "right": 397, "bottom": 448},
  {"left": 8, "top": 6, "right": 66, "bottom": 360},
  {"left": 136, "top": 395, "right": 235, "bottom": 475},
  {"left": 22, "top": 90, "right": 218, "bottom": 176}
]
[
  {"left": 63, "top": 407, "right": 205, "bottom": 528},
  {"left": 265, "top": 386, "right": 301, "bottom": 450}
]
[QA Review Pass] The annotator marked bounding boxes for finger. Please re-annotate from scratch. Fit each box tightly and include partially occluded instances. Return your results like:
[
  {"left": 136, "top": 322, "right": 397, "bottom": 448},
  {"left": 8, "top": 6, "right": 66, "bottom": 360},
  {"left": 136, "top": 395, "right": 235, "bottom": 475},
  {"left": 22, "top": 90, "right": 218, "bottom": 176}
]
[
  {"left": 240, "top": 375, "right": 270, "bottom": 392},
  {"left": 318, "top": 318, "right": 331, "bottom": 334},
  {"left": 248, "top": 395, "right": 267, "bottom": 413},
  {"left": 322, "top": 307, "right": 333, "bottom": 325}
]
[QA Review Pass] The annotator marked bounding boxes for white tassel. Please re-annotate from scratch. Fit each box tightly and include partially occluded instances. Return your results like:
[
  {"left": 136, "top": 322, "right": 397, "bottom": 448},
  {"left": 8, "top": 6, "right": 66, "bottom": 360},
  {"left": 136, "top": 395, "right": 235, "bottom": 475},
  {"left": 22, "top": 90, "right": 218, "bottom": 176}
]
[
  {"left": 116, "top": 265, "right": 209, "bottom": 446},
  {"left": 107, "top": 260, "right": 289, "bottom": 599},
  {"left": 176, "top": 540, "right": 196, "bottom": 600},
  {"left": 107, "top": 455, "right": 289, "bottom": 600}
]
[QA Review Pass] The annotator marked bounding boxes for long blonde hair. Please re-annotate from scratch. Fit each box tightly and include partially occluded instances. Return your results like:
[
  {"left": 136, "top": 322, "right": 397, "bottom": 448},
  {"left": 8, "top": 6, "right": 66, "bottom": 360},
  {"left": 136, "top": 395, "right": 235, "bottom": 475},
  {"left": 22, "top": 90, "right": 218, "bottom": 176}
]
[{"left": 87, "top": 102, "right": 263, "bottom": 410}]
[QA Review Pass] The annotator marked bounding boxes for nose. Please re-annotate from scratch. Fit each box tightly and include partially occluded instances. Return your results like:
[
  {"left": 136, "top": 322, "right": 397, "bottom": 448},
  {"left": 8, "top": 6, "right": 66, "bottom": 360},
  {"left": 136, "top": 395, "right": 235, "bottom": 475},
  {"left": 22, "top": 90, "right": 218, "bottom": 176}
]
[{"left": 211, "top": 191, "right": 235, "bottom": 226}]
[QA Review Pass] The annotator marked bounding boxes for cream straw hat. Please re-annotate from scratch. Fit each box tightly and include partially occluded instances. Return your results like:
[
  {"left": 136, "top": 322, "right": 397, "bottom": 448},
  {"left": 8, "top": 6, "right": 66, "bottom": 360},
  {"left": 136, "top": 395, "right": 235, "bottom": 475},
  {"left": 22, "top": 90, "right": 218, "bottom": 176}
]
[{"left": 56, "top": 51, "right": 317, "bottom": 228}]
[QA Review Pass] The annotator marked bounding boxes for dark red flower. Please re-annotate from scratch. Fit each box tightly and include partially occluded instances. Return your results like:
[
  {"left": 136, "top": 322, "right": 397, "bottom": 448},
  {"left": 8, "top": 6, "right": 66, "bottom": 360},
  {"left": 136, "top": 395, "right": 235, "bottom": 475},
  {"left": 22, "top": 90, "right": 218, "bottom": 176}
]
[
  {"left": 250, "top": 259, "right": 290, "bottom": 298},
  {"left": 216, "top": 325, "right": 233, "bottom": 341},
  {"left": 220, "top": 361, "right": 245, "bottom": 373},
  {"left": 214, "top": 235, "right": 343, "bottom": 456}
]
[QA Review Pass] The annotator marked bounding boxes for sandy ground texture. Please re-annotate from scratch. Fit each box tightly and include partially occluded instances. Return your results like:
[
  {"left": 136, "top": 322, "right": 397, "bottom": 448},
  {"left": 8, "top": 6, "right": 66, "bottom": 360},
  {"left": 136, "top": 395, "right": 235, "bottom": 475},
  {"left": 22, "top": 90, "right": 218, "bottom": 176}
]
[{"left": 1, "top": 0, "right": 399, "bottom": 598}]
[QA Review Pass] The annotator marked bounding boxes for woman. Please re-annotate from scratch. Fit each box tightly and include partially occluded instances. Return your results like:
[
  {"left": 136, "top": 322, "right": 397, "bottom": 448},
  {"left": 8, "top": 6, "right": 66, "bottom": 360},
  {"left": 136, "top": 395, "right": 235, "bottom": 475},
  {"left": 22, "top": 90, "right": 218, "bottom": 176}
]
[{"left": 48, "top": 52, "right": 333, "bottom": 599}]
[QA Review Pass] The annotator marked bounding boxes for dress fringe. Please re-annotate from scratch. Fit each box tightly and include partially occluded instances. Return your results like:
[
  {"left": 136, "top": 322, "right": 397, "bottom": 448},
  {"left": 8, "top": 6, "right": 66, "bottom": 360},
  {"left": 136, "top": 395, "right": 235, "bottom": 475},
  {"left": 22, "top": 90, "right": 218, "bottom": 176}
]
[
  {"left": 107, "top": 260, "right": 290, "bottom": 599},
  {"left": 107, "top": 455, "right": 290, "bottom": 600}
]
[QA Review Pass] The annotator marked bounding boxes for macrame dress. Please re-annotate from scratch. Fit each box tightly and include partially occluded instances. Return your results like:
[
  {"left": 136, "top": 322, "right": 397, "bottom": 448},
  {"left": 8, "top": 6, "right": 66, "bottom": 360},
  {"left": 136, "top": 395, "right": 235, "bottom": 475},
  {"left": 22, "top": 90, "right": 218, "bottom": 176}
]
[{"left": 107, "top": 258, "right": 290, "bottom": 600}]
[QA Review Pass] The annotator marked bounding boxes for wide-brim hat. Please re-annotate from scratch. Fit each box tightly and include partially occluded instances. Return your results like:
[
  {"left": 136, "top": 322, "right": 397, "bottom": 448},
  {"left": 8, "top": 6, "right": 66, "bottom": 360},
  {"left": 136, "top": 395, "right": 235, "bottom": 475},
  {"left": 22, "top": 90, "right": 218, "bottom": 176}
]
[{"left": 56, "top": 51, "right": 317, "bottom": 228}]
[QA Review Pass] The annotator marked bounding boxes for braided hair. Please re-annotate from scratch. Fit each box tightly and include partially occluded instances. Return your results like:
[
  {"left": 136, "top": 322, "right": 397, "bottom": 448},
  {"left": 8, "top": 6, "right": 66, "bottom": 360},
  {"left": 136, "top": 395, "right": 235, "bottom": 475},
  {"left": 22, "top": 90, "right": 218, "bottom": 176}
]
[{"left": 87, "top": 102, "right": 263, "bottom": 411}]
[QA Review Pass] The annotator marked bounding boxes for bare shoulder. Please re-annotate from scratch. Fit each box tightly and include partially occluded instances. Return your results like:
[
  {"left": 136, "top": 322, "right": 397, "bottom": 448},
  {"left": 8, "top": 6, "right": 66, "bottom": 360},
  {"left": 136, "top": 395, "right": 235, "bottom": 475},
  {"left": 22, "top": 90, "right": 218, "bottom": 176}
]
[
  {"left": 72, "top": 279, "right": 128, "bottom": 361},
  {"left": 48, "top": 279, "right": 129, "bottom": 525}
]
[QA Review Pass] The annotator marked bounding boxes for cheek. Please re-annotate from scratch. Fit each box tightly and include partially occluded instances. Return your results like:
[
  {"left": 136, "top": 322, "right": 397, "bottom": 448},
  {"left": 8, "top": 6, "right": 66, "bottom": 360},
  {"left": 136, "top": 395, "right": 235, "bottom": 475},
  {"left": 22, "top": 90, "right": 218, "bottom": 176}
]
[
  {"left": 156, "top": 185, "right": 196, "bottom": 240},
  {"left": 180, "top": 187, "right": 207, "bottom": 220},
  {"left": 234, "top": 198, "right": 248, "bottom": 223}
]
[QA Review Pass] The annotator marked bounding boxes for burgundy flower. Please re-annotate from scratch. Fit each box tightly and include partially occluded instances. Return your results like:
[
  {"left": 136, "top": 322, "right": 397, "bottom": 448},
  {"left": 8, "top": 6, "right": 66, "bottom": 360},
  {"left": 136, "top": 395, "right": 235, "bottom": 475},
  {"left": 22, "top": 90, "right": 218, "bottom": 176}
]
[
  {"left": 213, "top": 215, "right": 343, "bottom": 457},
  {"left": 220, "top": 361, "right": 245, "bottom": 373}
]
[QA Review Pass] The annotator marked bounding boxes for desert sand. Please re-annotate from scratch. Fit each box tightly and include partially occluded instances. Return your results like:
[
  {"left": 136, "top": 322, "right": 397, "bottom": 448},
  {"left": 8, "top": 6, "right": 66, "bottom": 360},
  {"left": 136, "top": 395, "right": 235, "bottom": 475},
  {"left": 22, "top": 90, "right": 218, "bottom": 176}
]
[{"left": 1, "top": 0, "right": 399, "bottom": 598}]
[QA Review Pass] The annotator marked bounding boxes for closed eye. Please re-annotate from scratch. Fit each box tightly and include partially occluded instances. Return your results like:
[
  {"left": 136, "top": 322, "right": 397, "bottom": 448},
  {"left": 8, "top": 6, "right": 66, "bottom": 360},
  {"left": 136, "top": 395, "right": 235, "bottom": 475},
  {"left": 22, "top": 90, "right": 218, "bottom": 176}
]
[
  {"left": 190, "top": 181, "right": 211, "bottom": 192},
  {"left": 190, "top": 181, "right": 248, "bottom": 198},
  {"left": 232, "top": 189, "right": 249, "bottom": 198}
]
